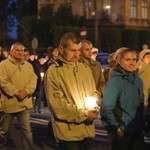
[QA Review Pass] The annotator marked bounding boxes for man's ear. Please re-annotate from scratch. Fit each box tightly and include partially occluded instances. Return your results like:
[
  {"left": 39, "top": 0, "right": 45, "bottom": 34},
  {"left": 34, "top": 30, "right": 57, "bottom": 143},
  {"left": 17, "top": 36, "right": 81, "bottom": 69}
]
[
  {"left": 59, "top": 46, "right": 64, "bottom": 54},
  {"left": 9, "top": 50, "right": 13, "bottom": 55}
]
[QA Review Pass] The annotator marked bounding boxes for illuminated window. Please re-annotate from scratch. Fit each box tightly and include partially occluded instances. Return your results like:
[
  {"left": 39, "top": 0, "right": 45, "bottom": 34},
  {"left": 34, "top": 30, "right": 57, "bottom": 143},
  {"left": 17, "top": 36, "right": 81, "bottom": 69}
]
[
  {"left": 131, "top": 0, "right": 137, "bottom": 18},
  {"left": 84, "top": 0, "right": 92, "bottom": 19},
  {"left": 142, "top": 0, "right": 148, "bottom": 19},
  {"left": 103, "top": 0, "right": 111, "bottom": 15}
]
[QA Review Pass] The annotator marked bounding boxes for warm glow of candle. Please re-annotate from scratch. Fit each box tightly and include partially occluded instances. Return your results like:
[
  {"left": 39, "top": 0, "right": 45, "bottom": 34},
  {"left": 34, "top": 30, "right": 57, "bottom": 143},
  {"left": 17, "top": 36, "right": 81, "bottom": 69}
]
[
  {"left": 84, "top": 96, "right": 97, "bottom": 109},
  {"left": 40, "top": 72, "right": 44, "bottom": 80}
]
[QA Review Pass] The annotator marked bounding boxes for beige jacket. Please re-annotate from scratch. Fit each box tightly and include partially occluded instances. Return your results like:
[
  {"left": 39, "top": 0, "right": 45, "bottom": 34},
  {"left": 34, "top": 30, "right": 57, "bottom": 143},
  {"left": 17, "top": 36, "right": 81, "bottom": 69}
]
[
  {"left": 0, "top": 58, "right": 37, "bottom": 113},
  {"left": 139, "top": 63, "right": 150, "bottom": 107},
  {"left": 80, "top": 57, "right": 106, "bottom": 96},
  {"left": 44, "top": 57, "right": 100, "bottom": 141}
]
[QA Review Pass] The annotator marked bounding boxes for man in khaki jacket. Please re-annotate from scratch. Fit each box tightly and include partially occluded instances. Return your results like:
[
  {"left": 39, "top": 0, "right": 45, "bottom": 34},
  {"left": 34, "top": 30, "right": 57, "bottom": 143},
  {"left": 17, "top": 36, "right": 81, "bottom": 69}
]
[
  {"left": 0, "top": 42, "right": 37, "bottom": 149},
  {"left": 45, "top": 32, "right": 100, "bottom": 150}
]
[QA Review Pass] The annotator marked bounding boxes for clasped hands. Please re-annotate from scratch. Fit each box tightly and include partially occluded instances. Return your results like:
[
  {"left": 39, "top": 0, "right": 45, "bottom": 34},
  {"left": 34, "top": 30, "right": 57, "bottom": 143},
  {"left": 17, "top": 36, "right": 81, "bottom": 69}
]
[
  {"left": 84, "top": 108, "right": 99, "bottom": 124},
  {"left": 16, "top": 89, "right": 27, "bottom": 102}
]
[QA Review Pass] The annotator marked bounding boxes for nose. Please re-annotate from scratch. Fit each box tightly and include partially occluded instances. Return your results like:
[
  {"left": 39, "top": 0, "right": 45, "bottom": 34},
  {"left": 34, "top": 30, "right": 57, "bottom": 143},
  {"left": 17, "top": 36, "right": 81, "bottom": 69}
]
[
  {"left": 74, "top": 50, "right": 80, "bottom": 57},
  {"left": 130, "top": 60, "right": 136, "bottom": 65}
]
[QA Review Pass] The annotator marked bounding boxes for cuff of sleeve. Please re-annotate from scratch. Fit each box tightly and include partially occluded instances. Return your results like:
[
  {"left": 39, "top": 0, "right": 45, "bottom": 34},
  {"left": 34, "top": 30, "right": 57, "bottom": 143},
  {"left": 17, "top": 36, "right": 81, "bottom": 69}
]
[
  {"left": 84, "top": 110, "right": 88, "bottom": 117},
  {"left": 78, "top": 109, "right": 88, "bottom": 122},
  {"left": 14, "top": 89, "right": 19, "bottom": 96},
  {"left": 24, "top": 89, "right": 31, "bottom": 97}
]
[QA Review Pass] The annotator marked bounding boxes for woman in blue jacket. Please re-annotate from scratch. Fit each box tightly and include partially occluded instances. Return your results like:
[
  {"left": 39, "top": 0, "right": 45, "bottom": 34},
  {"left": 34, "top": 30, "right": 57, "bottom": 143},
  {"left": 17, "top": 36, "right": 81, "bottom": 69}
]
[{"left": 101, "top": 47, "right": 145, "bottom": 150}]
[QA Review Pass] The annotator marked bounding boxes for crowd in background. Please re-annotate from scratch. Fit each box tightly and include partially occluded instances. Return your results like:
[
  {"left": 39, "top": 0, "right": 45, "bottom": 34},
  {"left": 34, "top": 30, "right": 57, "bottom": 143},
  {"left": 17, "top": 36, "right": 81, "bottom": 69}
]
[{"left": 0, "top": 33, "right": 150, "bottom": 150}]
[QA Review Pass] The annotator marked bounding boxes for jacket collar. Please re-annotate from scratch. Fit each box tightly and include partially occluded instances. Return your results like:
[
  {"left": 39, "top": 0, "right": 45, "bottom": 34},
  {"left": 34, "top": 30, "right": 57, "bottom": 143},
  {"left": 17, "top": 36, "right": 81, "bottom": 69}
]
[
  {"left": 8, "top": 55, "right": 25, "bottom": 65},
  {"left": 79, "top": 56, "right": 96, "bottom": 66},
  {"left": 59, "top": 56, "right": 79, "bottom": 67},
  {"left": 111, "top": 68, "right": 136, "bottom": 84}
]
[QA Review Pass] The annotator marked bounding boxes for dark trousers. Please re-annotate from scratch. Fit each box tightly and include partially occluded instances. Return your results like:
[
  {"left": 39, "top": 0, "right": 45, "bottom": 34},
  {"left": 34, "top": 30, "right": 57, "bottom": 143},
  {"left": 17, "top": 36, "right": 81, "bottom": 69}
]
[
  {"left": 111, "top": 132, "right": 144, "bottom": 150},
  {"left": 144, "top": 108, "right": 150, "bottom": 136},
  {"left": 59, "top": 138, "right": 94, "bottom": 150}
]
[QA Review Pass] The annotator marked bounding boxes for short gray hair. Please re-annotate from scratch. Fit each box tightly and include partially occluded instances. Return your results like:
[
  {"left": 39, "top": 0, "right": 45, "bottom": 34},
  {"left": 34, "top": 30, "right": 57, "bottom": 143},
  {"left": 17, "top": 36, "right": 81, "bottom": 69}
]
[{"left": 10, "top": 42, "right": 25, "bottom": 51}]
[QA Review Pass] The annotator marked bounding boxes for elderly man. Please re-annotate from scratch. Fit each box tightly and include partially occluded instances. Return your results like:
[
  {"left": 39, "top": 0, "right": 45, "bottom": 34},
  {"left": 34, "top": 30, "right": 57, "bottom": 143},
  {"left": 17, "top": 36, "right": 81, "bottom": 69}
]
[{"left": 0, "top": 42, "right": 37, "bottom": 149}]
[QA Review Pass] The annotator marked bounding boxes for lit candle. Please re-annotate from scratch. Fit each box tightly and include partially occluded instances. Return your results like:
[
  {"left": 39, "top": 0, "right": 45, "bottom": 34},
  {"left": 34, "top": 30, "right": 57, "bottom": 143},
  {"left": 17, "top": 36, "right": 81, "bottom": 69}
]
[
  {"left": 84, "top": 96, "right": 97, "bottom": 109},
  {"left": 40, "top": 72, "right": 44, "bottom": 80}
]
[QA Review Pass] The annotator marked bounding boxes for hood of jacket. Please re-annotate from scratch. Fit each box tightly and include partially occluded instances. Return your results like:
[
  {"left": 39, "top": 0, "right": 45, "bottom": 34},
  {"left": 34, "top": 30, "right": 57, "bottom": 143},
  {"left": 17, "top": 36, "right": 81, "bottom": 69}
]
[
  {"left": 57, "top": 56, "right": 79, "bottom": 67},
  {"left": 110, "top": 68, "right": 137, "bottom": 85}
]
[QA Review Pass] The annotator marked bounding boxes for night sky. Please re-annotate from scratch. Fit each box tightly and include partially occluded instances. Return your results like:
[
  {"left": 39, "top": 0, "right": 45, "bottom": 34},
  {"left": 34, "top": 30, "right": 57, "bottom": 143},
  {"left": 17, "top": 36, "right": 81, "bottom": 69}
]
[{"left": 7, "top": 0, "right": 37, "bottom": 40}]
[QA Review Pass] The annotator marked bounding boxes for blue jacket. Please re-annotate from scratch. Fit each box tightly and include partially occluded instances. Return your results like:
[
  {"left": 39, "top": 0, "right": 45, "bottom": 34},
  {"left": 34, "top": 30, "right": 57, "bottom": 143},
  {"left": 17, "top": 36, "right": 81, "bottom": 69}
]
[{"left": 101, "top": 69, "right": 144, "bottom": 133}]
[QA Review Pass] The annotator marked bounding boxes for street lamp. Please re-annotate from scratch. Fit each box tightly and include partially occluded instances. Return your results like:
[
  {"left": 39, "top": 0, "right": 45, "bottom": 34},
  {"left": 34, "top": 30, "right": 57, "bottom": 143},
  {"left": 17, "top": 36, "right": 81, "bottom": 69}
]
[{"left": 105, "top": 5, "right": 111, "bottom": 9}]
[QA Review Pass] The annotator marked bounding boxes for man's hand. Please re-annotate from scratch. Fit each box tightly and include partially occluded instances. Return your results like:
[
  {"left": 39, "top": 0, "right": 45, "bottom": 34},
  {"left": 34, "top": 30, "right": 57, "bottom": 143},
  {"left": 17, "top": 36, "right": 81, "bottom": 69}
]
[
  {"left": 85, "top": 109, "right": 98, "bottom": 122},
  {"left": 87, "top": 109, "right": 98, "bottom": 120},
  {"left": 17, "top": 89, "right": 27, "bottom": 101}
]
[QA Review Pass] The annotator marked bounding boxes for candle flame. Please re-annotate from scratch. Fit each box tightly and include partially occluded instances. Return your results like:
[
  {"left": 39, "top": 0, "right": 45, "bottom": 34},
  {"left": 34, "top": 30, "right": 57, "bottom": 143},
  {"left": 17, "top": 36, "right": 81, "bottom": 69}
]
[
  {"left": 40, "top": 72, "right": 44, "bottom": 78},
  {"left": 84, "top": 96, "right": 97, "bottom": 109}
]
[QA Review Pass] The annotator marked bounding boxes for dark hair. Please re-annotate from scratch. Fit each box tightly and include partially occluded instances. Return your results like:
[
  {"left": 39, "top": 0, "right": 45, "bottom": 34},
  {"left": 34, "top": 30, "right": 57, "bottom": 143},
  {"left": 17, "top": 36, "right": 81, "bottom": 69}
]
[
  {"left": 47, "top": 46, "right": 56, "bottom": 52},
  {"left": 37, "top": 54, "right": 46, "bottom": 60},
  {"left": 60, "top": 32, "right": 79, "bottom": 49}
]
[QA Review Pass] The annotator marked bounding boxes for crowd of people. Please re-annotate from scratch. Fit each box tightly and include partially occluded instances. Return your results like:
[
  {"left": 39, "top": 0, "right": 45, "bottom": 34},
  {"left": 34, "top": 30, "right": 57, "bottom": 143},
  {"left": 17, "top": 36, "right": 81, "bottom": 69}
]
[{"left": 0, "top": 32, "right": 150, "bottom": 150}]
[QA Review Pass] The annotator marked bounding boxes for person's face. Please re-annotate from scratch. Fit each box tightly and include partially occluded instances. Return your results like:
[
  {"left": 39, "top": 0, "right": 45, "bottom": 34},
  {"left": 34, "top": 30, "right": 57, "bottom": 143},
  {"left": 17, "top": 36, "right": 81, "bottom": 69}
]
[
  {"left": 81, "top": 43, "right": 93, "bottom": 59},
  {"left": 23, "top": 51, "right": 30, "bottom": 61},
  {"left": 11, "top": 45, "right": 24, "bottom": 61},
  {"left": 3, "top": 51, "right": 8, "bottom": 58},
  {"left": 52, "top": 48, "right": 59, "bottom": 59},
  {"left": 29, "top": 55, "right": 35, "bottom": 61},
  {"left": 118, "top": 51, "right": 137, "bottom": 72},
  {"left": 143, "top": 54, "right": 150, "bottom": 63},
  {"left": 38, "top": 58, "right": 46, "bottom": 65},
  {"left": 62, "top": 41, "right": 80, "bottom": 62}
]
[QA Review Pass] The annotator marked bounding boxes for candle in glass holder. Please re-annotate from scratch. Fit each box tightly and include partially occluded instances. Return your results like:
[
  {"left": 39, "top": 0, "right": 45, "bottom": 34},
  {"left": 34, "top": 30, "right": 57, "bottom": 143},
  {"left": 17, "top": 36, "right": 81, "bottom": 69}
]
[{"left": 84, "top": 96, "right": 97, "bottom": 109}]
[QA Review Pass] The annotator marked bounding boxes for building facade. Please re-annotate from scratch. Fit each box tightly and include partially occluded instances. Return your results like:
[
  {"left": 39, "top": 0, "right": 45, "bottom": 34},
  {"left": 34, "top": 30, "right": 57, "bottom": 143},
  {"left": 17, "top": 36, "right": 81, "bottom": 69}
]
[{"left": 38, "top": 0, "right": 150, "bottom": 30}]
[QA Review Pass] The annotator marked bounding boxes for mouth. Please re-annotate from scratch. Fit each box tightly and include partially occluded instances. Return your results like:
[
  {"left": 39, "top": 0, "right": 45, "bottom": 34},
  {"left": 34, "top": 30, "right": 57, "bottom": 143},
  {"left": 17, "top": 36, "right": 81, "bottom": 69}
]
[
  {"left": 127, "top": 66, "right": 135, "bottom": 71},
  {"left": 129, "top": 65, "right": 133, "bottom": 68}
]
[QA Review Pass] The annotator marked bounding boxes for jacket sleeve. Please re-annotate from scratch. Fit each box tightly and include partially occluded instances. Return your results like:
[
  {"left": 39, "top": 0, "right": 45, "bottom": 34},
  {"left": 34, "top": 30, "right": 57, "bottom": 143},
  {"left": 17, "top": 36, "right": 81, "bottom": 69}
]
[
  {"left": 24, "top": 64, "right": 37, "bottom": 96},
  {"left": 98, "top": 64, "right": 106, "bottom": 96},
  {"left": 101, "top": 79, "right": 121, "bottom": 131},
  {"left": 0, "top": 63, "right": 19, "bottom": 97}
]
